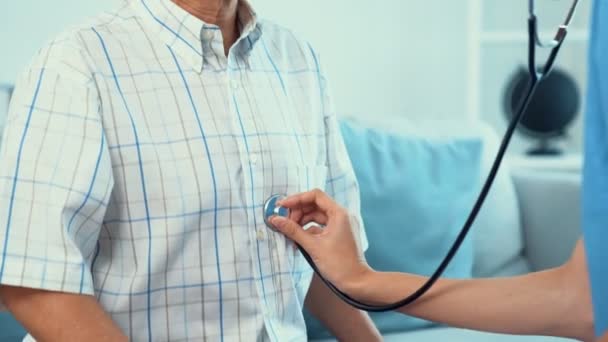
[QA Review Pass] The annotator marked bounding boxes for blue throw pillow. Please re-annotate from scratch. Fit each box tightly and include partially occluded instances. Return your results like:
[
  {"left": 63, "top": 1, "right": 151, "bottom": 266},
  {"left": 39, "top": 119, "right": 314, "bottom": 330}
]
[{"left": 305, "top": 120, "right": 482, "bottom": 338}]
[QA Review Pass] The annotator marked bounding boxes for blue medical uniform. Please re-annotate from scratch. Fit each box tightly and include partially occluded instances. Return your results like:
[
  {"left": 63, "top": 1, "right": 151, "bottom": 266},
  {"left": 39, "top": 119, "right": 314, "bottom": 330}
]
[{"left": 584, "top": 0, "right": 608, "bottom": 337}]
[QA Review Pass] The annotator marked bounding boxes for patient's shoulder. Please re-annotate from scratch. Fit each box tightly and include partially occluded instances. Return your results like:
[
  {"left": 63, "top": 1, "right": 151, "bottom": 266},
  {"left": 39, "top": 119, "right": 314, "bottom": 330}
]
[{"left": 257, "top": 19, "right": 323, "bottom": 70}]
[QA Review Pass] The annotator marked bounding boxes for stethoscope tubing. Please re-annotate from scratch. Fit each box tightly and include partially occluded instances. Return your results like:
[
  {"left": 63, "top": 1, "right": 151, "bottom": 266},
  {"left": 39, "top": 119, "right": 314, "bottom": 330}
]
[{"left": 286, "top": 16, "right": 569, "bottom": 312}]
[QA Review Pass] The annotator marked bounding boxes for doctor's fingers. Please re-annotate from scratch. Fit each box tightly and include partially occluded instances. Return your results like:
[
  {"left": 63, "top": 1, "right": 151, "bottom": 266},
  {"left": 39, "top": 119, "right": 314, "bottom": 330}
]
[
  {"left": 286, "top": 209, "right": 328, "bottom": 230},
  {"left": 270, "top": 216, "right": 315, "bottom": 249},
  {"left": 300, "top": 212, "right": 328, "bottom": 226},
  {"left": 288, "top": 204, "right": 319, "bottom": 223},
  {"left": 278, "top": 189, "right": 342, "bottom": 214},
  {"left": 305, "top": 226, "right": 324, "bottom": 235}
]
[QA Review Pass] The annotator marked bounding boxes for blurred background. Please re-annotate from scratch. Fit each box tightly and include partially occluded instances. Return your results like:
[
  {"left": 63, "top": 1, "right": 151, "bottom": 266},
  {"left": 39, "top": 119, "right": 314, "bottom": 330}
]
[{"left": 0, "top": 0, "right": 592, "bottom": 154}]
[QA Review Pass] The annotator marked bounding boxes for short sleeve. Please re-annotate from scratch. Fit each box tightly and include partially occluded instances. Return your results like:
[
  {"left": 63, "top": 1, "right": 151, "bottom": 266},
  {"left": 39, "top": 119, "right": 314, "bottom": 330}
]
[
  {"left": 0, "top": 36, "right": 113, "bottom": 300},
  {"left": 310, "top": 49, "right": 369, "bottom": 252}
]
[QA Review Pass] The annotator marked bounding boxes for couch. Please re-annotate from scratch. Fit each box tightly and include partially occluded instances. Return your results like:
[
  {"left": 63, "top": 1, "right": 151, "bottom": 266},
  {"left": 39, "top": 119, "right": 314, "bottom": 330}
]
[{"left": 312, "top": 118, "right": 582, "bottom": 341}]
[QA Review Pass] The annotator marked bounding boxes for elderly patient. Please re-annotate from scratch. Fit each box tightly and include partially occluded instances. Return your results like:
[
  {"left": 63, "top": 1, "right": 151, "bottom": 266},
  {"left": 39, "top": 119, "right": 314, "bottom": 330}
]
[{"left": 0, "top": 0, "right": 380, "bottom": 340}]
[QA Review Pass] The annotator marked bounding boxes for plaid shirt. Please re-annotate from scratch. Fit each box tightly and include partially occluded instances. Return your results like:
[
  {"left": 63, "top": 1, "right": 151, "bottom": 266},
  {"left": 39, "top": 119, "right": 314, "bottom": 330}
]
[{"left": 0, "top": 0, "right": 367, "bottom": 341}]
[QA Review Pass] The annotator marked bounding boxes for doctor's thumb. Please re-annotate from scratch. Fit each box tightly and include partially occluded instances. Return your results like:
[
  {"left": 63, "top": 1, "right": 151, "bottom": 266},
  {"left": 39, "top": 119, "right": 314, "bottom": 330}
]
[{"left": 271, "top": 216, "right": 311, "bottom": 247}]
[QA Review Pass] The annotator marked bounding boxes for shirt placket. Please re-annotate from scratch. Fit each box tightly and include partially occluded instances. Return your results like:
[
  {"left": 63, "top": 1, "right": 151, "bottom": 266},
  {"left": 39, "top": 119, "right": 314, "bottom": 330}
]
[{"left": 225, "top": 50, "right": 280, "bottom": 340}]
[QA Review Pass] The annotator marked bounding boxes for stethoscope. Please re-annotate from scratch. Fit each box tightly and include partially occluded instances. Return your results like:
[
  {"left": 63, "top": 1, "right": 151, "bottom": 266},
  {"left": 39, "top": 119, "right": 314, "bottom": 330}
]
[{"left": 264, "top": 0, "right": 580, "bottom": 312}]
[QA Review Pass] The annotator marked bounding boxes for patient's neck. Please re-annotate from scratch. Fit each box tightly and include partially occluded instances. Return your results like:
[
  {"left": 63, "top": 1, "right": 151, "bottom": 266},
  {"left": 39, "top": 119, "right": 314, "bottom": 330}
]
[{"left": 172, "top": 0, "right": 239, "bottom": 55}]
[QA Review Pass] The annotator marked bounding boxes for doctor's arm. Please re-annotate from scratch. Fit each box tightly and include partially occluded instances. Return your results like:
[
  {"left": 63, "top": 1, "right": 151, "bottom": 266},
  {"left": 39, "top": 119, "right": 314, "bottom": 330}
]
[
  {"left": 352, "top": 240, "right": 593, "bottom": 341},
  {"left": 272, "top": 190, "right": 595, "bottom": 342}
]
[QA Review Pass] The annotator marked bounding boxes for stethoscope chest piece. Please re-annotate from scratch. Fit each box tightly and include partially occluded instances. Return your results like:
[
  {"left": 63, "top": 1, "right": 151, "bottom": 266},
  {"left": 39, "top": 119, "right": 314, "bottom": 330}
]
[{"left": 263, "top": 194, "right": 290, "bottom": 231}]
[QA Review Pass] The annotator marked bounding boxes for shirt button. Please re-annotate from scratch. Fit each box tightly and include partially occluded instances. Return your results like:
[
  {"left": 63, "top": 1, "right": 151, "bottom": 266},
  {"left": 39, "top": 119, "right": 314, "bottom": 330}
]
[
  {"left": 256, "top": 229, "right": 265, "bottom": 241},
  {"left": 250, "top": 154, "right": 258, "bottom": 165}
]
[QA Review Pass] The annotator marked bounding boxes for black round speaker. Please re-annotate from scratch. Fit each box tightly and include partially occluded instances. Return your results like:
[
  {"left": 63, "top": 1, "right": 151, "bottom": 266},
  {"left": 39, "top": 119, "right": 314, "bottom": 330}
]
[{"left": 503, "top": 66, "right": 580, "bottom": 155}]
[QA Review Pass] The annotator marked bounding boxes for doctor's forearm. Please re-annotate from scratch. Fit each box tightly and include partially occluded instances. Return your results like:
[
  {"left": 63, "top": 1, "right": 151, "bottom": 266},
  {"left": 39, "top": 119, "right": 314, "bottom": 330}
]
[
  {"left": 347, "top": 255, "right": 593, "bottom": 341},
  {"left": 355, "top": 270, "right": 588, "bottom": 339},
  {"left": 351, "top": 270, "right": 592, "bottom": 340}
]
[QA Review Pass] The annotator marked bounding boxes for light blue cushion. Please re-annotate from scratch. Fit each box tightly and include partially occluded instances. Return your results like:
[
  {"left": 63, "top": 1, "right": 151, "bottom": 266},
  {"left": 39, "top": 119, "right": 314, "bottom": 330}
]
[
  {"left": 0, "top": 312, "right": 26, "bottom": 341},
  {"left": 305, "top": 120, "right": 483, "bottom": 338}
]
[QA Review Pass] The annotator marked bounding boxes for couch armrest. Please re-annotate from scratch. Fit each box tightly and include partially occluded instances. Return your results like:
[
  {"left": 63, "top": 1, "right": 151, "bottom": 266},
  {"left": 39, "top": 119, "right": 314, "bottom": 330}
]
[{"left": 510, "top": 168, "right": 582, "bottom": 272}]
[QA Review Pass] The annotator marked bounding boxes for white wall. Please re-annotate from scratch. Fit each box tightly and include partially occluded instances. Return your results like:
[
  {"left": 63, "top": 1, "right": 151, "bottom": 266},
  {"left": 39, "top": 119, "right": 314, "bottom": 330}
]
[
  {"left": 0, "top": 0, "right": 119, "bottom": 83},
  {"left": 253, "top": 0, "right": 472, "bottom": 122}
]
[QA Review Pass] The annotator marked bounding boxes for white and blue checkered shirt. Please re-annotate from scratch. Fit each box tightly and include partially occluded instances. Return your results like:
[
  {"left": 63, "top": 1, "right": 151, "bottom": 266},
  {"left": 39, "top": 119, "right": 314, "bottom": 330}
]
[{"left": 0, "top": 0, "right": 367, "bottom": 341}]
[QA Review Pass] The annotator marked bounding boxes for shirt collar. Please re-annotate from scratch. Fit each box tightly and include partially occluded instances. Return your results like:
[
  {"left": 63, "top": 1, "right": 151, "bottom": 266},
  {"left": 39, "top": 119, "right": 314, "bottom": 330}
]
[{"left": 132, "top": 0, "right": 262, "bottom": 72}]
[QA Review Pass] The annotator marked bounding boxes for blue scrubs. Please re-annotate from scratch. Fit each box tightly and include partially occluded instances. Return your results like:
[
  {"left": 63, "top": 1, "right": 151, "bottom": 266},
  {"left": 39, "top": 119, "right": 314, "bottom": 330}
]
[{"left": 584, "top": 0, "right": 608, "bottom": 337}]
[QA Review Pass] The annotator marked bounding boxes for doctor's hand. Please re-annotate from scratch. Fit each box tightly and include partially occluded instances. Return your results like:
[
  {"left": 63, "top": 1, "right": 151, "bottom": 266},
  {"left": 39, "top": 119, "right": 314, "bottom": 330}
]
[{"left": 270, "top": 189, "right": 373, "bottom": 292}]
